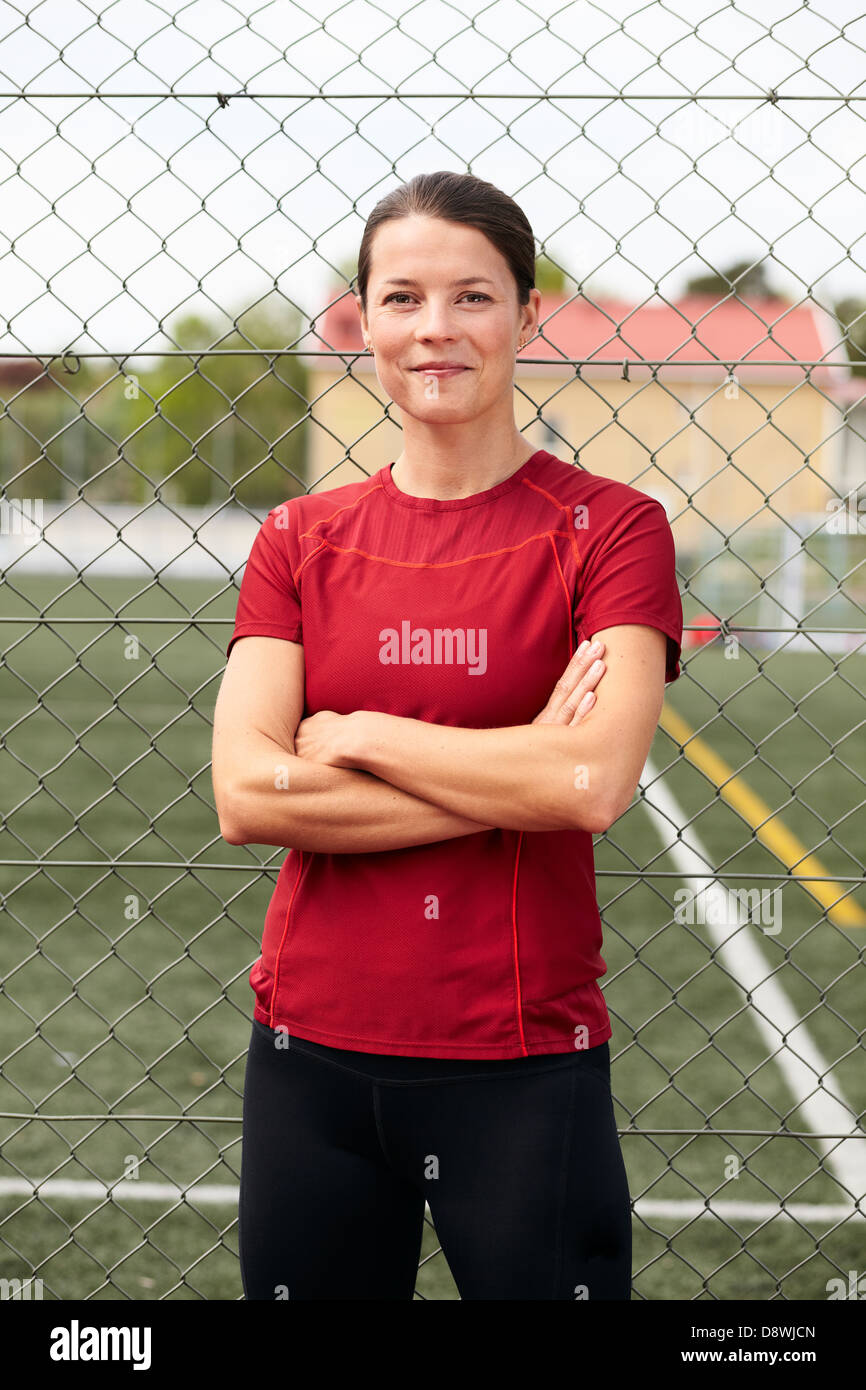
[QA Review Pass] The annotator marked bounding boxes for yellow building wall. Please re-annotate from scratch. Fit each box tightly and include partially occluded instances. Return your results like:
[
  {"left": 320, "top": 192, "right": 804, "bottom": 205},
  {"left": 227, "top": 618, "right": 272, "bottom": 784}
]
[{"left": 303, "top": 363, "right": 843, "bottom": 556}]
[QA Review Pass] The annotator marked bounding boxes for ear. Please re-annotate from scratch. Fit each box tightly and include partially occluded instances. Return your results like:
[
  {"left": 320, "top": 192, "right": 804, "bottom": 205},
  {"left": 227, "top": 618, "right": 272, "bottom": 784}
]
[
  {"left": 521, "top": 287, "right": 541, "bottom": 344},
  {"left": 354, "top": 294, "right": 368, "bottom": 335}
]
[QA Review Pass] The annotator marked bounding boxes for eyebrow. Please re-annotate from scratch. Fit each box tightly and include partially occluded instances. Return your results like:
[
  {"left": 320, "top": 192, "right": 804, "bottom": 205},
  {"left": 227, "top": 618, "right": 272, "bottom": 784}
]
[{"left": 380, "top": 277, "right": 496, "bottom": 287}]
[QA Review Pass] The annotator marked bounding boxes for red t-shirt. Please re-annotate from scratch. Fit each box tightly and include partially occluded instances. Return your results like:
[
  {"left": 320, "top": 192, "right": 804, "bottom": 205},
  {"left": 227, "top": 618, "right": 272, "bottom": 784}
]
[{"left": 227, "top": 448, "right": 682, "bottom": 1058}]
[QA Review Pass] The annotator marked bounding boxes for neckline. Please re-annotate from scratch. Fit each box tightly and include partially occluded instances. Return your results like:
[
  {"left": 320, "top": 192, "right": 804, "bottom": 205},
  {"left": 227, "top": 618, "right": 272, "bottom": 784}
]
[{"left": 378, "top": 449, "right": 549, "bottom": 512}]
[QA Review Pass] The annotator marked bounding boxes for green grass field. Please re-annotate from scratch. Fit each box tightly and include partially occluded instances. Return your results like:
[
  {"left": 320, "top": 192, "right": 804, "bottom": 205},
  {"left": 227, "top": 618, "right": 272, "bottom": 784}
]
[{"left": 1, "top": 574, "right": 864, "bottom": 1300}]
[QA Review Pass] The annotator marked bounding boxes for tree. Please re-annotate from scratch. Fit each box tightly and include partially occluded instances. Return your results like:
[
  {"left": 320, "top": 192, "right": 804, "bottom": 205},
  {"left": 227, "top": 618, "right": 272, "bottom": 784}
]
[
  {"left": 0, "top": 357, "right": 117, "bottom": 504},
  {"left": 111, "top": 298, "right": 309, "bottom": 508},
  {"left": 685, "top": 259, "right": 781, "bottom": 299},
  {"left": 534, "top": 254, "right": 574, "bottom": 294},
  {"left": 833, "top": 297, "right": 866, "bottom": 377}
]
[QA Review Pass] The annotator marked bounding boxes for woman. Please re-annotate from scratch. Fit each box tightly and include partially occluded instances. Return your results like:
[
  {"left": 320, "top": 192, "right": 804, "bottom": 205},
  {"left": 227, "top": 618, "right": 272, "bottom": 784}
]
[{"left": 212, "top": 170, "right": 683, "bottom": 1301}]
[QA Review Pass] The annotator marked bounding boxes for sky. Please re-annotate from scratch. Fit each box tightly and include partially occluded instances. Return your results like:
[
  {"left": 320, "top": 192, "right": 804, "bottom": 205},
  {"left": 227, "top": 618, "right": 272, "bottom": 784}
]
[{"left": 0, "top": 0, "right": 865, "bottom": 365}]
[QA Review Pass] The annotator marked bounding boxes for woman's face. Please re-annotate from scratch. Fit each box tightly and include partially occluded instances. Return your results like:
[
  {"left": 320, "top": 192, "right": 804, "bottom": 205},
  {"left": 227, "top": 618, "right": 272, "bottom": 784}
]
[{"left": 357, "top": 215, "right": 537, "bottom": 425}]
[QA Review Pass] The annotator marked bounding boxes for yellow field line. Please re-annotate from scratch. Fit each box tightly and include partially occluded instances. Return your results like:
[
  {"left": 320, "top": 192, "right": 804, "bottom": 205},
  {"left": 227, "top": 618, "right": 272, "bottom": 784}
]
[{"left": 657, "top": 704, "right": 866, "bottom": 929}]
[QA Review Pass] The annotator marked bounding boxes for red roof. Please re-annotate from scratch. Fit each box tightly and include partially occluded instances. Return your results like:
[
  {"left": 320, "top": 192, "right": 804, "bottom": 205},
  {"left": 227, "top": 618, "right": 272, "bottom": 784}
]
[
  {"left": 0, "top": 357, "right": 50, "bottom": 389},
  {"left": 310, "top": 289, "right": 848, "bottom": 390}
]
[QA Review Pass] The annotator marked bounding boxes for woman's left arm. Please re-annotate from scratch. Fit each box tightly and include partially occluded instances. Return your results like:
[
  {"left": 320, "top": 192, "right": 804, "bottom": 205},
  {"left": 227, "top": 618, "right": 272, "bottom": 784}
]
[{"left": 296, "top": 624, "right": 669, "bottom": 835}]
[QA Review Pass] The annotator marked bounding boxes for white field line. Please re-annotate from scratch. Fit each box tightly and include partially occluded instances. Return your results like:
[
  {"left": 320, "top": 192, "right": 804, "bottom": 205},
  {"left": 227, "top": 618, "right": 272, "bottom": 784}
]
[
  {"left": 0, "top": 1178, "right": 860, "bottom": 1226},
  {"left": 0, "top": 1178, "right": 239, "bottom": 1203},
  {"left": 1, "top": 757, "right": 862, "bottom": 1218},
  {"left": 635, "top": 1199, "right": 859, "bottom": 1223},
  {"left": 640, "top": 755, "right": 866, "bottom": 1204}
]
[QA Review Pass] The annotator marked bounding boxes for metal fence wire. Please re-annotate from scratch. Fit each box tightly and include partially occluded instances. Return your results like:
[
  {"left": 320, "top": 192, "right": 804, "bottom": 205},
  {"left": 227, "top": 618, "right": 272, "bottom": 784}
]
[{"left": 1, "top": 1, "right": 865, "bottom": 1301}]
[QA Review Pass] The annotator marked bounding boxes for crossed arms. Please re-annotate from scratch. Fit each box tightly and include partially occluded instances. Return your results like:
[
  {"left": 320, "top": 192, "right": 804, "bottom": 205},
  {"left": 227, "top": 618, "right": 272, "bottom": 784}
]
[{"left": 211, "top": 624, "right": 668, "bottom": 853}]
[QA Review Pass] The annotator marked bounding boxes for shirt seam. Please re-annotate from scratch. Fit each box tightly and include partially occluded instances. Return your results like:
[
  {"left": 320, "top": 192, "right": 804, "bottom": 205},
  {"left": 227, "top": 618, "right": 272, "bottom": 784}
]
[
  {"left": 510, "top": 832, "right": 529, "bottom": 1056},
  {"left": 577, "top": 608, "right": 682, "bottom": 656},
  {"left": 294, "top": 528, "right": 578, "bottom": 573},
  {"left": 230, "top": 620, "right": 302, "bottom": 638},
  {"left": 577, "top": 606, "right": 681, "bottom": 633},
  {"left": 379, "top": 452, "right": 550, "bottom": 511},
  {"left": 254, "top": 1004, "right": 612, "bottom": 1055}
]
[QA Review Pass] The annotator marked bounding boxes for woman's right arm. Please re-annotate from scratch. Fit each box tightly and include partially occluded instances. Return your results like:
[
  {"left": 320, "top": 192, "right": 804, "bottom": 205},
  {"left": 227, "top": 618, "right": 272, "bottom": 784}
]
[
  {"left": 212, "top": 635, "right": 497, "bottom": 852},
  {"left": 211, "top": 635, "right": 607, "bottom": 853}
]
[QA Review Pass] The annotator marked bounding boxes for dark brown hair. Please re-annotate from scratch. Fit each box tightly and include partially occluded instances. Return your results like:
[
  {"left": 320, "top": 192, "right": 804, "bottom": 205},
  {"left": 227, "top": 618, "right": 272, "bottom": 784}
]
[{"left": 355, "top": 171, "right": 536, "bottom": 312}]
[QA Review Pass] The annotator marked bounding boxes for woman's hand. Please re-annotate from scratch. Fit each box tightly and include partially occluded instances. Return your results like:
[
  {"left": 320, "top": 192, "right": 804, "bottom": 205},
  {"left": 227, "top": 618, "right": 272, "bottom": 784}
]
[
  {"left": 293, "top": 643, "right": 605, "bottom": 765},
  {"left": 532, "top": 639, "right": 606, "bottom": 727},
  {"left": 293, "top": 709, "right": 360, "bottom": 767}
]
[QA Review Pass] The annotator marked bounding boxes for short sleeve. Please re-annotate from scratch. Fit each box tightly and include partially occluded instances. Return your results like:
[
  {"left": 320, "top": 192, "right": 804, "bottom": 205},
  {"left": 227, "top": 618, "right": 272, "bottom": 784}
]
[
  {"left": 227, "top": 506, "right": 302, "bottom": 657},
  {"left": 573, "top": 495, "right": 683, "bottom": 683}
]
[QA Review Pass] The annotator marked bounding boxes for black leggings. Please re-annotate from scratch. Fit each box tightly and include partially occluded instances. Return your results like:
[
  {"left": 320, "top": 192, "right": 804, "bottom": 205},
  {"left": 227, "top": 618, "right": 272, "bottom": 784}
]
[{"left": 238, "top": 1018, "right": 632, "bottom": 1301}]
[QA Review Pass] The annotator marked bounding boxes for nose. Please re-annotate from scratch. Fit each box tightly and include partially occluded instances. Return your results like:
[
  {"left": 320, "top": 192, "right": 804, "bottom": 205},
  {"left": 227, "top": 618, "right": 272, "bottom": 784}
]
[{"left": 414, "top": 296, "right": 458, "bottom": 340}]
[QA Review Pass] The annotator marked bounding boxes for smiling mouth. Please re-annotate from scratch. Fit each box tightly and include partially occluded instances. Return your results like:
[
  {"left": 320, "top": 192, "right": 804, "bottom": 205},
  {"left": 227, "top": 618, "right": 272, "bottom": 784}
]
[{"left": 411, "top": 366, "right": 468, "bottom": 375}]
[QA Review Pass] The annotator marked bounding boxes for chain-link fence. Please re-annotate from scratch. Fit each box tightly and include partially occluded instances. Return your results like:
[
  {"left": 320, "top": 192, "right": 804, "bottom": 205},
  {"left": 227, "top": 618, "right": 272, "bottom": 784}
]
[{"left": 1, "top": 1, "right": 865, "bottom": 1301}]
